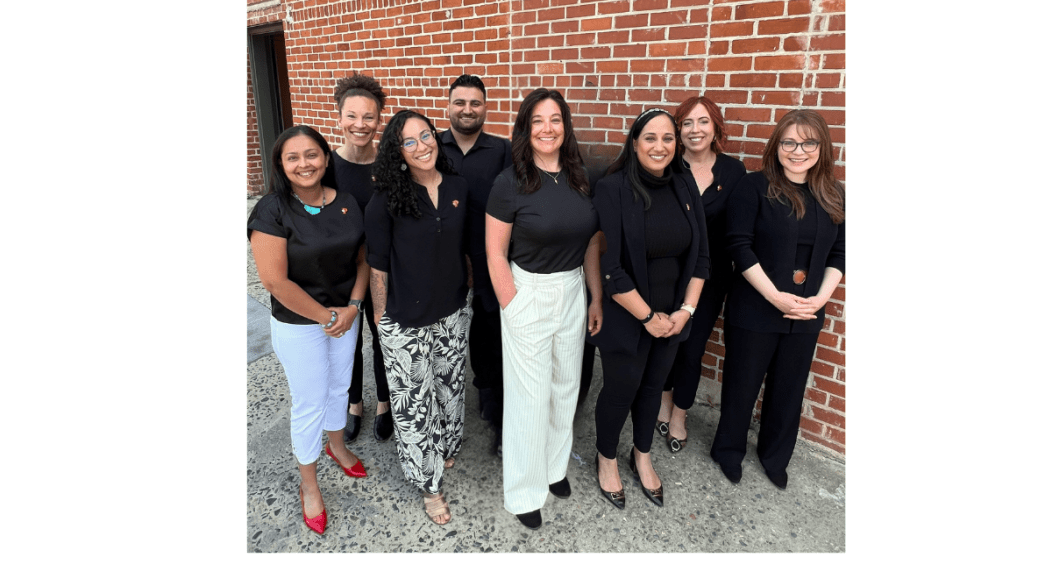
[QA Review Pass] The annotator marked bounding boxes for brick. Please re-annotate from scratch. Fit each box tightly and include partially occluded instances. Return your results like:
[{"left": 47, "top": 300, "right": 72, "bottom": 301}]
[
  {"left": 818, "top": 331, "right": 839, "bottom": 349},
  {"left": 751, "top": 90, "right": 799, "bottom": 105},
  {"left": 732, "top": 37, "right": 780, "bottom": 54},
  {"left": 815, "top": 346, "right": 845, "bottom": 367},
  {"left": 597, "top": 0, "right": 631, "bottom": 15},
  {"left": 712, "top": 21, "right": 754, "bottom": 37},
  {"left": 707, "top": 56, "right": 752, "bottom": 72},
  {"left": 828, "top": 395, "right": 845, "bottom": 413},
  {"left": 565, "top": 60, "right": 594, "bottom": 74},
  {"left": 823, "top": 53, "right": 846, "bottom": 69},
  {"left": 821, "top": 0, "right": 846, "bottom": 11},
  {"left": 815, "top": 72, "right": 842, "bottom": 89},
  {"left": 652, "top": 10, "right": 689, "bottom": 26},
  {"left": 729, "top": 73, "right": 777, "bottom": 88},
  {"left": 581, "top": 16, "right": 612, "bottom": 31},
  {"left": 636, "top": 0, "right": 669, "bottom": 10},
  {"left": 708, "top": 90, "right": 749, "bottom": 105},
  {"left": 613, "top": 44, "right": 647, "bottom": 58},
  {"left": 736, "top": 1, "right": 785, "bottom": 20},
  {"left": 667, "top": 59, "right": 704, "bottom": 72},
  {"left": 597, "top": 30, "right": 630, "bottom": 43},
  {"left": 633, "top": 28, "right": 667, "bottom": 42},
  {"left": 631, "top": 59, "right": 666, "bottom": 72},
  {"left": 788, "top": 0, "right": 811, "bottom": 16},
  {"left": 758, "top": 17, "right": 810, "bottom": 35},
  {"left": 755, "top": 54, "right": 806, "bottom": 71},
  {"left": 567, "top": 3, "right": 597, "bottom": 18},
  {"left": 669, "top": 24, "right": 707, "bottom": 40},
  {"left": 538, "top": 62, "right": 563, "bottom": 75},
  {"left": 709, "top": 40, "right": 729, "bottom": 56},
  {"left": 799, "top": 416, "right": 823, "bottom": 436},
  {"left": 811, "top": 406, "right": 845, "bottom": 429},
  {"left": 565, "top": 32, "right": 597, "bottom": 46},
  {"left": 805, "top": 388, "right": 827, "bottom": 406},
  {"left": 552, "top": 19, "right": 579, "bottom": 33},
  {"left": 828, "top": 14, "right": 845, "bottom": 31},
  {"left": 812, "top": 33, "right": 845, "bottom": 51}
]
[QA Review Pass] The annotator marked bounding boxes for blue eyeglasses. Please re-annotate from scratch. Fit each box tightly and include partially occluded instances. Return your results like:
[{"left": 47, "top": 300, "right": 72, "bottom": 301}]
[{"left": 402, "top": 131, "right": 435, "bottom": 151}]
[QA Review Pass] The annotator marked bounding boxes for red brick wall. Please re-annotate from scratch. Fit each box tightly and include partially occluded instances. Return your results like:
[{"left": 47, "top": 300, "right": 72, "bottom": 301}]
[{"left": 246, "top": 0, "right": 847, "bottom": 456}]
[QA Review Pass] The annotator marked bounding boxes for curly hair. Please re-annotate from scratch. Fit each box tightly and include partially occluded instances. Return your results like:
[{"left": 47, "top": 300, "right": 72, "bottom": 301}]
[
  {"left": 510, "top": 88, "right": 589, "bottom": 196},
  {"left": 673, "top": 95, "right": 728, "bottom": 155},
  {"left": 760, "top": 109, "right": 844, "bottom": 224},
  {"left": 605, "top": 108, "right": 680, "bottom": 210},
  {"left": 267, "top": 125, "right": 336, "bottom": 206},
  {"left": 334, "top": 72, "right": 387, "bottom": 114},
  {"left": 373, "top": 110, "right": 456, "bottom": 218}
]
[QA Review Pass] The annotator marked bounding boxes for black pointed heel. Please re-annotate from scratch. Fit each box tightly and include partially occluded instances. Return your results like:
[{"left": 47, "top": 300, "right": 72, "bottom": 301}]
[
  {"left": 595, "top": 453, "right": 625, "bottom": 510},
  {"left": 629, "top": 451, "right": 664, "bottom": 507}
]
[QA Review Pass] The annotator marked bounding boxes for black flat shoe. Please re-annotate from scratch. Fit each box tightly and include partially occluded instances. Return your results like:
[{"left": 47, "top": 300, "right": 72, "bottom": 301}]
[
  {"left": 710, "top": 450, "right": 742, "bottom": 483},
  {"left": 343, "top": 412, "right": 362, "bottom": 443},
  {"left": 594, "top": 453, "right": 625, "bottom": 510},
  {"left": 373, "top": 409, "right": 393, "bottom": 441},
  {"left": 515, "top": 509, "right": 542, "bottom": 530},
  {"left": 549, "top": 477, "right": 571, "bottom": 499},
  {"left": 764, "top": 468, "right": 788, "bottom": 490},
  {"left": 656, "top": 421, "right": 669, "bottom": 437},
  {"left": 629, "top": 451, "right": 664, "bottom": 507},
  {"left": 666, "top": 433, "right": 687, "bottom": 454}
]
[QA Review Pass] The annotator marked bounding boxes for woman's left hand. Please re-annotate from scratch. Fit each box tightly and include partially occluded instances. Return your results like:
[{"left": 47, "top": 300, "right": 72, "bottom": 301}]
[
  {"left": 323, "top": 306, "right": 359, "bottom": 338},
  {"left": 587, "top": 299, "right": 603, "bottom": 336},
  {"left": 782, "top": 295, "right": 827, "bottom": 320},
  {"left": 666, "top": 309, "right": 690, "bottom": 337}
]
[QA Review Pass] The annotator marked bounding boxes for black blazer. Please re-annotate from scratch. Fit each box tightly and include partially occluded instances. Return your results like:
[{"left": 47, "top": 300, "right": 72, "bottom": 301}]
[
  {"left": 590, "top": 169, "right": 711, "bottom": 355},
  {"left": 724, "top": 172, "right": 846, "bottom": 334}
]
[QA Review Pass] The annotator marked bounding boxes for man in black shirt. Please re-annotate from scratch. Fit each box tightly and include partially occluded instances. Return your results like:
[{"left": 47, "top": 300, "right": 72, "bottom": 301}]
[{"left": 439, "top": 74, "right": 512, "bottom": 456}]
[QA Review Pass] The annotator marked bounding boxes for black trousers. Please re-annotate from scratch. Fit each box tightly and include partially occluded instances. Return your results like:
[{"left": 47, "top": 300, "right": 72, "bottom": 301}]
[
  {"left": 469, "top": 296, "right": 504, "bottom": 427},
  {"left": 710, "top": 325, "right": 819, "bottom": 475},
  {"left": 663, "top": 285, "right": 727, "bottom": 410},
  {"left": 349, "top": 295, "right": 390, "bottom": 404},
  {"left": 594, "top": 335, "right": 680, "bottom": 458}
]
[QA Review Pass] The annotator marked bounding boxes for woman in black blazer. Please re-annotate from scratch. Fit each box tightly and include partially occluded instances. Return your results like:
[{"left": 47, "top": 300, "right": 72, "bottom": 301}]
[
  {"left": 656, "top": 95, "right": 747, "bottom": 454},
  {"left": 710, "top": 109, "right": 845, "bottom": 490},
  {"left": 591, "top": 108, "right": 710, "bottom": 509}
]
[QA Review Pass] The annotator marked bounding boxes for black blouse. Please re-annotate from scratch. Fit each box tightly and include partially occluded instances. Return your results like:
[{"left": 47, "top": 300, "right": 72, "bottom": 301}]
[
  {"left": 330, "top": 152, "right": 376, "bottom": 214},
  {"left": 365, "top": 175, "right": 470, "bottom": 328},
  {"left": 247, "top": 191, "right": 366, "bottom": 325},
  {"left": 486, "top": 166, "right": 599, "bottom": 274}
]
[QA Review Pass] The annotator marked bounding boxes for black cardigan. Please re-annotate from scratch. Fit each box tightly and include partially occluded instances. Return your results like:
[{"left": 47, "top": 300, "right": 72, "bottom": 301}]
[
  {"left": 724, "top": 172, "right": 846, "bottom": 334},
  {"left": 590, "top": 169, "right": 711, "bottom": 355}
]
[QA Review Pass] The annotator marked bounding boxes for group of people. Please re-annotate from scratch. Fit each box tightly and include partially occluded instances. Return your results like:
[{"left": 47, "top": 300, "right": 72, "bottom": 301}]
[{"left": 248, "top": 72, "right": 845, "bottom": 535}]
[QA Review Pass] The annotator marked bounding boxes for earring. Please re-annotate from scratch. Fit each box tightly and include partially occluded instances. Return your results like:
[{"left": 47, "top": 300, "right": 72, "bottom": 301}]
[{"left": 400, "top": 163, "right": 407, "bottom": 171}]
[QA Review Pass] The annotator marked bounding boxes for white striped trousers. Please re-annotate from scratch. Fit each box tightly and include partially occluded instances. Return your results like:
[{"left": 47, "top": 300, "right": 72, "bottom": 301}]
[{"left": 501, "top": 262, "right": 586, "bottom": 514}]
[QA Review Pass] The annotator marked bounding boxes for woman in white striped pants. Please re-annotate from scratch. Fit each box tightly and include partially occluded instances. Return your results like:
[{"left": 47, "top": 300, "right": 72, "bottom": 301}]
[{"left": 485, "top": 88, "right": 603, "bottom": 530}]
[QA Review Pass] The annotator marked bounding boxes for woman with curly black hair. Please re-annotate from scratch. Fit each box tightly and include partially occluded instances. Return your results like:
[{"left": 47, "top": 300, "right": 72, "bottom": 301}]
[
  {"left": 330, "top": 72, "right": 394, "bottom": 444},
  {"left": 485, "top": 88, "right": 602, "bottom": 530},
  {"left": 364, "top": 109, "right": 472, "bottom": 526}
]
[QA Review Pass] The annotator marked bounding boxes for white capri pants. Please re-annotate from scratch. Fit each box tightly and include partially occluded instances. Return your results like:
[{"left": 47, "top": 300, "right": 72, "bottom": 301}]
[
  {"left": 270, "top": 315, "right": 360, "bottom": 465},
  {"left": 501, "top": 262, "right": 586, "bottom": 514}
]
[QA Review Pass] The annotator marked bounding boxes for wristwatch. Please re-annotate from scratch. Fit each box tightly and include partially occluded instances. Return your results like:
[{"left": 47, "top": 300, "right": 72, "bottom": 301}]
[
  {"left": 348, "top": 299, "right": 363, "bottom": 311},
  {"left": 680, "top": 303, "right": 696, "bottom": 318}
]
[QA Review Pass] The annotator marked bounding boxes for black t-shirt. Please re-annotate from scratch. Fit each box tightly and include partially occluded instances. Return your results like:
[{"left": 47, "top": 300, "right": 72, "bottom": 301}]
[
  {"left": 365, "top": 175, "right": 470, "bottom": 327},
  {"left": 330, "top": 152, "right": 376, "bottom": 214},
  {"left": 247, "top": 191, "right": 366, "bottom": 325},
  {"left": 439, "top": 130, "right": 513, "bottom": 312},
  {"left": 486, "top": 167, "right": 599, "bottom": 274}
]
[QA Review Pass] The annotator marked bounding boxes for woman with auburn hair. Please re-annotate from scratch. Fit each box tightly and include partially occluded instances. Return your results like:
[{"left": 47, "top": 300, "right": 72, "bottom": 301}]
[
  {"left": 655, "top": 95, "right": 747, "bottom": 454},
  {"left": 329, "top": 72, "right": 394, "bottom": 444},
  {"left": 590, "top": 108, "right": 710, "bottom": 510},
  {"left": 365, "top": 109, "right": 473, "bottom": 526},
  {"left": 710, "top": 109, "right": 845, "bottom": 490},
  {"left": 486, "top": 88, "right": 603, "bottom": 530},
  {"left": 248, "top": 125, "right": 370, "bottom": 535}
]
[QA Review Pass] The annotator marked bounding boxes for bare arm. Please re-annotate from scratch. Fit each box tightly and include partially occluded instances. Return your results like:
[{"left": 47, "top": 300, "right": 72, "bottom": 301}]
[
  {"left": 370, "top": 268, "right": 388, "bottom": 325},
  {"left": 250, "top": 231, "right": 333, "bottom": 326},
  {"left": 667, "top": 276, "right": 706, "bottom": 336},
  {"left": 583, "top": 231, "right": 603, "bottom": 336},
  {"left": 485, "top": 214, "right": 516, "bottom": 309},
  {"left": 741, "top": 263, "right": 812, "bottom": 319}
]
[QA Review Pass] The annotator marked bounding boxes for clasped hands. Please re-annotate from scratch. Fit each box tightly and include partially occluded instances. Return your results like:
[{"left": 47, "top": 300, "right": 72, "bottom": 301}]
[
  {"left": 322, "top": 305, "right": 360, "bottom": 338},
  {"left": 644, "top": 310, "right": 690, "bottom": 338},
  {"left": 770, "top": 291, "right": 825, "bottom": 320}
]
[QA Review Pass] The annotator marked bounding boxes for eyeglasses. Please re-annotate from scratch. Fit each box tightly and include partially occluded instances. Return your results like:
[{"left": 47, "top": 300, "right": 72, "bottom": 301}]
[
  {"left": 779, "top": 139, "right": 820, "bottom": 153},
  {"left": 402, "top": 131, "right": 434, "bottom": 151}
]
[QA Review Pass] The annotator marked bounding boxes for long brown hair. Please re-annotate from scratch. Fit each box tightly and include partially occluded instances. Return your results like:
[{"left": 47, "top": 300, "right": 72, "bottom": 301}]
[
  {"left": 760, "top": 110, "right": 844, "bottom": 224},
  {"left": 510, "top": 88, "right": 589, "bottom": 196}
]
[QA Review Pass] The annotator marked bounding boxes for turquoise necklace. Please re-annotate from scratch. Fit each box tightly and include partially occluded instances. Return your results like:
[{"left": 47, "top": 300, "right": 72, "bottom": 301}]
[{"left": 292, "top": 190, "right": 328, "bottom": 215}]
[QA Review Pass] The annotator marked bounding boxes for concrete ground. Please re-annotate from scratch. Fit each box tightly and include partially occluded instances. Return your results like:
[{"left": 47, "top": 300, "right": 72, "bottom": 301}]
[{"left": 246, "top": 196, "right": 845, "bottom": 553}]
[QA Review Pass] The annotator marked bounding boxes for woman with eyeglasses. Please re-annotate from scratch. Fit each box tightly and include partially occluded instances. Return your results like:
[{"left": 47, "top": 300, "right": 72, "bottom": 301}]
[
  {"left": 486, "top": 88, "right": 602, "bottom": 530},
  {"left": 248, "top": 125, "right": 370, "bottom": 535},
  {"left": 590, "top": 108, "right": 710, "bottom": 510},
  {"left": 365, "top": 109, "right": 472, "bottom": 525},
  {"left": 329, "top": 72, "right": 394, "bottom": 444},
  {"left": 656, "top": 96, "right": 746, "bottom": 454},
  {"left": 710, "top": 109, "right": 845, "bottom": 490}
]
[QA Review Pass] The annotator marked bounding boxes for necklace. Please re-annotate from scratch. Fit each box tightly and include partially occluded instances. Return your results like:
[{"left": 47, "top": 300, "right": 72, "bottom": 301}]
[
  {"left": 292, "top": 190, "right": 328, "bottom": 215},
  {"left": 540, "top": 168, "right": 561, "bottom": 185}
]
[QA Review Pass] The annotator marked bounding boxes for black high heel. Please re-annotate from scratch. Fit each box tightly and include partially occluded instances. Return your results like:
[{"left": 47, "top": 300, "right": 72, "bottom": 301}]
[
  {"left": 595, "top": 453, "right": 625, "bottom": 510},
  {"left": 629, "top": 450, "right": 664, "bottom": 507}
]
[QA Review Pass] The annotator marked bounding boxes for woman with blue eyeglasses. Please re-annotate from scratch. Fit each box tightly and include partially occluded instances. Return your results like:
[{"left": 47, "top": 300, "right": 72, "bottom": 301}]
[{"left": 365, "top": 109, "right": 472, "bottom": 526}]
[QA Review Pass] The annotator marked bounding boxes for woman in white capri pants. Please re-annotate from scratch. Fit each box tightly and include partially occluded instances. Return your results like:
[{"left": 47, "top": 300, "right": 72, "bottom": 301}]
[{"left": 485, "top": 88, "right": 603, "bottom": 530}]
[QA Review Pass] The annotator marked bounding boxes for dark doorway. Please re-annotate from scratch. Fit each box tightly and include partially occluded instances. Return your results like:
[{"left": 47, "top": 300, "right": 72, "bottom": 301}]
[{"left": 248, "top": 24, "right": 293, "bottom": 190}]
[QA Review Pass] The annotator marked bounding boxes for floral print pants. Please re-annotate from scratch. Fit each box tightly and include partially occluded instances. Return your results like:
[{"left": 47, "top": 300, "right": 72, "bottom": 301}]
[{"left": 377, "top": 293, "right": 472, "bottom": 495}]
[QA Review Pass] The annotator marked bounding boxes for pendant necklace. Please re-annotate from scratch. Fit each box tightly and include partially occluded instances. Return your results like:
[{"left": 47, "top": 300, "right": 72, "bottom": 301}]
[{"left": 293, "top": 190, "right": 328, "bottom": 215}]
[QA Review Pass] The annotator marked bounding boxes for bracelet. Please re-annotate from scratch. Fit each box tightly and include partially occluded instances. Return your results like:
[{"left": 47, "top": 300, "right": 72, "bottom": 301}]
[
  {"left": 680, "top": 303, "right": 696, "bottom": 318},
  {"left": 640, "top": 310, "right": 655, "bottom": 324},
  {"left": 323, "top": 310, "right": 338, "bottom": 329}
]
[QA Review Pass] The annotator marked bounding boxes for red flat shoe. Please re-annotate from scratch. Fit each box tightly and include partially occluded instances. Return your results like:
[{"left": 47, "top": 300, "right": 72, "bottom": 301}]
[
  {"left": 326, "top": 444, "right": 367, "bottom": 478},
  {"left": 299, "top": 487, "right": 327, "bottom": 535}
]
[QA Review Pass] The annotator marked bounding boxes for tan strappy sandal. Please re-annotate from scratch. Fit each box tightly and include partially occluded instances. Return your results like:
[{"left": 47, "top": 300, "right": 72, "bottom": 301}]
[{"left": 423, "top": 491, "right": 451, "bottom": 525}]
